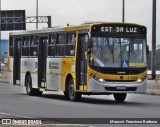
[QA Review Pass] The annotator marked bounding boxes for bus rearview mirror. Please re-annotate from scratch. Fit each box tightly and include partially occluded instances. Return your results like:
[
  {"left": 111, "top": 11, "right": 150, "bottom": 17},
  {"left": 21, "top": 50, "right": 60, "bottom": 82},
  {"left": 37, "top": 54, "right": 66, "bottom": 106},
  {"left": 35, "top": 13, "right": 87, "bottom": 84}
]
[
  {"left": 70, "top": 50, "right": 74, "bottom": 55},
  {"left": 33, "top": 51, "right": 37, "bottom": 56}
]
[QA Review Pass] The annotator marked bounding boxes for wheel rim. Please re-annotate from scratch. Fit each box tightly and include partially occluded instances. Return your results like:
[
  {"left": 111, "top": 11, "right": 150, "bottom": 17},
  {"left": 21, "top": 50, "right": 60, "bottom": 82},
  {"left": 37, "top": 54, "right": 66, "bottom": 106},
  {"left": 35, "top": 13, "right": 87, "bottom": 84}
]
[
  {"left": 26, "top": 77, "right": 31, "bottom": 94},
  {"left": 69, "top": 83, "right": 74, "bottom": 98}
]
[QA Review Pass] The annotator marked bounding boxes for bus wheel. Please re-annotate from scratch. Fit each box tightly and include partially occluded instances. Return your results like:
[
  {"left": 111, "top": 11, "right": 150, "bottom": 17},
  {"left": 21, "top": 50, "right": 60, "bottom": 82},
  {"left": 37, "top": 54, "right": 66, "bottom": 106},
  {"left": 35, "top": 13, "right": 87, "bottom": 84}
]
[
  {"left": 68, "top": 79, "right": 81, "bottom": 102},
  {"left": 35, "top": 89, "right": 43, "bottom": 96},
  {"left": 113, "top": 93, "right": 127, "bottom": 102},
  {"left": 26, "top": 75, "right": 42, "bottom": 96},
  {"left": 26, "top": 75, "right": 34, "bottom": 95}
]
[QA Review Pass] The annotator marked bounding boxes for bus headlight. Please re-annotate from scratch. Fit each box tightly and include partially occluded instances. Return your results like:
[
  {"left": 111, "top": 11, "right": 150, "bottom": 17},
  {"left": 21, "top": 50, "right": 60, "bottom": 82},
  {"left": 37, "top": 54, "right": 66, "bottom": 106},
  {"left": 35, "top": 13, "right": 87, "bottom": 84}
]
[
  {"left": 90, "top": 73, "right": 106, "bottom": 83},
  {"left": 137, "top": 77, "right": 146, "bottom": 83},
  {"left": 98, "top": 78, "right": 105, "bottom": 83},
  {"left": 95, "top": 76, "right": 105, "bottom": 83},
  {"left": 137, "top": 79, "right": 142, "bottom": 83}
]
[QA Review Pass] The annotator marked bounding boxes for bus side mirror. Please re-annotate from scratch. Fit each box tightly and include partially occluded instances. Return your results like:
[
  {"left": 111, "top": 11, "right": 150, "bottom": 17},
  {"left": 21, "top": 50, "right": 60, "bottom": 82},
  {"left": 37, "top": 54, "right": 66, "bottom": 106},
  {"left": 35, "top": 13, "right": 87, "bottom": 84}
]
[
  {"left": 70, "top": 50, "right": 74, "bottom": 56},
  {"left": 33, "top": 51, "right": 37, "bottom": 56}
]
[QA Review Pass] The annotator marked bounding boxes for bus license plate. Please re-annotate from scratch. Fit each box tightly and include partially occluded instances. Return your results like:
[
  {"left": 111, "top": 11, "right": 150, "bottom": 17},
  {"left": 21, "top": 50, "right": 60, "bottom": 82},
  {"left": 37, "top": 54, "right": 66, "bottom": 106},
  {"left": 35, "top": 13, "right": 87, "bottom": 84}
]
[{"left": 117, "top": 86, "right": 126, "bottom": 90}]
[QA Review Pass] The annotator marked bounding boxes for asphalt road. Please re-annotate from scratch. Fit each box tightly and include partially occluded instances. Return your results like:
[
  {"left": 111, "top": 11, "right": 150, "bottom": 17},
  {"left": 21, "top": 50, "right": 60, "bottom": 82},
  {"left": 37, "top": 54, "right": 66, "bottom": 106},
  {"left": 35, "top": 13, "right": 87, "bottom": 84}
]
[{"left": 0, "top": 83, "right": 160, "bottom": 127}]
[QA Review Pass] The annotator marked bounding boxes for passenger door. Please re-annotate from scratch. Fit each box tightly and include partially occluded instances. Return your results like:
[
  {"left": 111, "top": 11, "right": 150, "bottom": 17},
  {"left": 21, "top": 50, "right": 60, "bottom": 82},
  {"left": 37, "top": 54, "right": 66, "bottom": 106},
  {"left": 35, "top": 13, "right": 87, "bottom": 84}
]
[
  {"left": 13, "top": 37, "right": 22, "bottom": 84},
  {"left": 38, "top": 36, "right": 48, "bottom": 88},
  {"left": 76, "top": 33, "right": 88, "bottom": 90}
]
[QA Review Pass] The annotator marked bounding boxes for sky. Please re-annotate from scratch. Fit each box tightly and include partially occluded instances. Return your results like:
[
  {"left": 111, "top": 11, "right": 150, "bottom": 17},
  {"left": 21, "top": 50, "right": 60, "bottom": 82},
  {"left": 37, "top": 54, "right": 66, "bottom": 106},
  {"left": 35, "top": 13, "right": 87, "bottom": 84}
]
[{"left": 1, "top": 0, "right": 159, "bottom": 49}]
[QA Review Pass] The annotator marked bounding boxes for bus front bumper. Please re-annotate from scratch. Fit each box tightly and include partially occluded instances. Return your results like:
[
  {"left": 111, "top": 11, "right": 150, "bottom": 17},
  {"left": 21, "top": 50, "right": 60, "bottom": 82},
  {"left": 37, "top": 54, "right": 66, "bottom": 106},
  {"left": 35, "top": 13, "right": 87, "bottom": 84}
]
[{"left": 88, "top": 78, "right": 147, "bottom": 93}]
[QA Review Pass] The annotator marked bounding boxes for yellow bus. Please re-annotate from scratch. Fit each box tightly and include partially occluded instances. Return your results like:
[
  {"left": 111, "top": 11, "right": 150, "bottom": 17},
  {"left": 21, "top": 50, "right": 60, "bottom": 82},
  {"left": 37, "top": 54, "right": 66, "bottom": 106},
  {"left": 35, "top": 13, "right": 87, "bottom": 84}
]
[{"left": 8, "top": 22, "right": 147, "bottom": 102}]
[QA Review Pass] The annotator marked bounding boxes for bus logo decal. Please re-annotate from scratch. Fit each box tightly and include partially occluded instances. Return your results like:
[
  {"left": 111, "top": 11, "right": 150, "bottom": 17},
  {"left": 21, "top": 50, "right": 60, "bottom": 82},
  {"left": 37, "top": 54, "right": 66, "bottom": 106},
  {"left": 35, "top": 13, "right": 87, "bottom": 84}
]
[{"left": 49, "top": 62, "right": 59, "bottom": 69}]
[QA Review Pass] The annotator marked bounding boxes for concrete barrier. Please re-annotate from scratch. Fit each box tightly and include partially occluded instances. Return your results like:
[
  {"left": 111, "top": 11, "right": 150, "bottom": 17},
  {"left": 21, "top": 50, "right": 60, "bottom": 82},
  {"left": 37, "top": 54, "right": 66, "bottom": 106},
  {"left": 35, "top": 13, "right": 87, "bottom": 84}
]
[
  {"left": 0, "top": 71, "right": 9, "bottom": 83},
  {"left": 146, "top": 79, "right": 160, "bottom": 95}
]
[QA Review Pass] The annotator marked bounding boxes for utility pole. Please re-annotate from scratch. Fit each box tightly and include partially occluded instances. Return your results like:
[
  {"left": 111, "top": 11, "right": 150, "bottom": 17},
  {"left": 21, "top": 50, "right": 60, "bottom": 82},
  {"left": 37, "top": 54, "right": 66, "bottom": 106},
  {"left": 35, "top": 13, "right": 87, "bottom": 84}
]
[
  {"left": 36, "top": 0, "right": 38, "bottom": 29},
  {"left": 151, "top": 0, "right": 156, "bottom": 79},
  {"left": 122, "top": 0, "right": 125, "bottom": 22}
]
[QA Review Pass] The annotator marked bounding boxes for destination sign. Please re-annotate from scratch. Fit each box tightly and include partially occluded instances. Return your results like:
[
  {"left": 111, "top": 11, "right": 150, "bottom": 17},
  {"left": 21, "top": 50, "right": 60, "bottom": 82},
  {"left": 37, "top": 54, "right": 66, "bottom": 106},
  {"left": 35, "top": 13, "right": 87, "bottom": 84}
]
[
  {"left": 91, "top": 24, "right": 146, "bottom": 34},
  {"left": 101, "top": 26, "right": 137, "bottom": 33}
]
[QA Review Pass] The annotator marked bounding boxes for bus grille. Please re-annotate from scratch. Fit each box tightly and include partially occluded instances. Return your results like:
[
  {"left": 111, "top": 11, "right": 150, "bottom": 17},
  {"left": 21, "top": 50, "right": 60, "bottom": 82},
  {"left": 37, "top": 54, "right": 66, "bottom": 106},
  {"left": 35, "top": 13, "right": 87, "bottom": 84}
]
[
  {"left": 105, "top": 87, "right": 137, "bottom": 91},
  {"left": 105, "top": 80, "right": 136, "bottom": 82}
]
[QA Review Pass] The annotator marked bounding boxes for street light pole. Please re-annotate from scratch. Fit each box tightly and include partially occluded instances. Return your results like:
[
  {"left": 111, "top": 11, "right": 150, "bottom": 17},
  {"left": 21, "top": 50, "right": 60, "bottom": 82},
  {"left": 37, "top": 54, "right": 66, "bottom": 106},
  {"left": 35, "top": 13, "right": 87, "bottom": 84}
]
[
  {"left": 122, "top": 0, "right": 125, "bottom": 22},
  {"left": 36, "top": 0, "right": 38, "bottom": 29},
  {"left": 151, "top": 0, "right": 156, "bottom": 79}
]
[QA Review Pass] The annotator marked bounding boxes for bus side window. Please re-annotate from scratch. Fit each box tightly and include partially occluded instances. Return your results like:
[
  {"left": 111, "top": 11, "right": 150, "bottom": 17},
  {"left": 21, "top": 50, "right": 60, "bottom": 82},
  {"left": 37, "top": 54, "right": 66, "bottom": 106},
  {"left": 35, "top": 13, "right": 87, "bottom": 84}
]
[
  {"left": 9, "top": 37, "right": 14, "bottom": 57},
  {"left": 65, "top": 33, "right": 76, "bottom": 56},
  {"left": 30, "top": 36, "right": 39, "bottom": 56},
  {"left": 55, "top": 33, "right": 65, "bottom": 56},
  {"left": 48, "top": 34, "right": 56, "bottom": 56},
  {"left": 22, "top": 36, "right": 30, "bottom": 56}
]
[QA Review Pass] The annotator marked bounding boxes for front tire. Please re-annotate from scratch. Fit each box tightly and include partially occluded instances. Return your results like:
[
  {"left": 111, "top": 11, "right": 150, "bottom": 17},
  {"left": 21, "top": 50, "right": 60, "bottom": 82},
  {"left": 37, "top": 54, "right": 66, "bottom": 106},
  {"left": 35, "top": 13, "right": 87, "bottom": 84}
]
[
  {"left": 113, "top": 93, "right": 127, "bottom": 102},
  {"left": 68, "top": 79, "right": 81, "bottom": 102}
]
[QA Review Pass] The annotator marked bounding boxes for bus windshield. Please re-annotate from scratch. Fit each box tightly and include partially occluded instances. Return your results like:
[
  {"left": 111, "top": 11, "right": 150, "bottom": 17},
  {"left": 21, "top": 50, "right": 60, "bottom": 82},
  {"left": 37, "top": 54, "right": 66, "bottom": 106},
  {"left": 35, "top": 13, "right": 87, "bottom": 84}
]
[{"left": 89, "top": 37, "right": 147, "bottom": 68}]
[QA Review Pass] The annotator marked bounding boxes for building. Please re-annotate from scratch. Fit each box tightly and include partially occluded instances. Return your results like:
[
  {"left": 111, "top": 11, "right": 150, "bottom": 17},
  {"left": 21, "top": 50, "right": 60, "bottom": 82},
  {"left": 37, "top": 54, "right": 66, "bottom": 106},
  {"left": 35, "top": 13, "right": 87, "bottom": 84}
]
[
  {"left": 1, "top": 40, "right": 8, "bottom": 63},
  {"left": 156, "top": 45, "right": 160, "bottom": 50}
]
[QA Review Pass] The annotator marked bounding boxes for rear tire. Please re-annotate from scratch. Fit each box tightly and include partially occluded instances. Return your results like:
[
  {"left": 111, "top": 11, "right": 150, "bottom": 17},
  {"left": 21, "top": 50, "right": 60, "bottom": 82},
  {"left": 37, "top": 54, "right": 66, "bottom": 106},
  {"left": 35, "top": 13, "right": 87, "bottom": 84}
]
[
  {"left": 113, "top": 93, "right": 127, "bottom": 102},
  {"left": 26, "top": 75, "right": 42, "bottom": 96},
  {"left": 68, "top": 79, "right": 81, "bottom": 102},
  {"left": 26, "top": 75, "right": 34, "bottom": 95},
  {"left": 35, "top": 89, "right": 43, "bottom": 96}
]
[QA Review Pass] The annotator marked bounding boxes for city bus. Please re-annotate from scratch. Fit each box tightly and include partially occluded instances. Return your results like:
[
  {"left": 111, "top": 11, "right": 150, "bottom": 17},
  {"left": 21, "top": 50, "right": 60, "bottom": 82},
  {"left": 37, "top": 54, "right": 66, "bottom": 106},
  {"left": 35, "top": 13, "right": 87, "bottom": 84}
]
[{"left": 8, "top": 22, "right": 147, "bottom": 102}]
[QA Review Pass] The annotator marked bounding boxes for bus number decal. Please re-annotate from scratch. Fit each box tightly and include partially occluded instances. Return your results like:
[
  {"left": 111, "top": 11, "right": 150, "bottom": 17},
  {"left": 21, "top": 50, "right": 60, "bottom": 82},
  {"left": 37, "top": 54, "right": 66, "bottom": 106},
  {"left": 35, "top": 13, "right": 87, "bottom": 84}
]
[{"left": 130, "top": 76, "right": 137, "bottom": 80}]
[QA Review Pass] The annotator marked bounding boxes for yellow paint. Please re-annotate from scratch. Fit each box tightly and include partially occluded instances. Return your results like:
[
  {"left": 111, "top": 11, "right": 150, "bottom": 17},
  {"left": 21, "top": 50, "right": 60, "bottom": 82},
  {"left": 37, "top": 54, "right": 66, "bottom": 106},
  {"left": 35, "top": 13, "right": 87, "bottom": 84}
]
[
  {"left": 74, "top": 31, "right": 78, "bottom": 61},
  {"left": 30, "top": 72, "right": 38, "bottom": 74},
  {"left": 7, "top": 35, "right": 11, "bottom": 72},
  {"left": 88, "top": 67, "right": 147, "bottom": 81},
  {"left": 39, "top": 88, "right": 45, "bottom": 92},
  {"left": 64, "top": 25, "right": 91, "bottom": 31},
  {"left": 61, "top": 57, "right": 75, "bottom": 91},
  {"left": 47, "top": 72, "right": 64, "bottom": 75},
  {"left": 79, "top": 85, "right": 87, "bottom": 91},
  {"left": 129, "top": 63, "right": 145, "bottom": 67}
]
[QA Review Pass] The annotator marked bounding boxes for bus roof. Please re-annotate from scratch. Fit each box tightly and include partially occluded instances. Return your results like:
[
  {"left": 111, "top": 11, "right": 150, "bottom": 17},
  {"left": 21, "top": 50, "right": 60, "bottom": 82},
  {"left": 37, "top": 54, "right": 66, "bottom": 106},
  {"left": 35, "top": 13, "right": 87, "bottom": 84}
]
[{"left": 9, "top": 22, "right": 146, "bottom": 36}]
